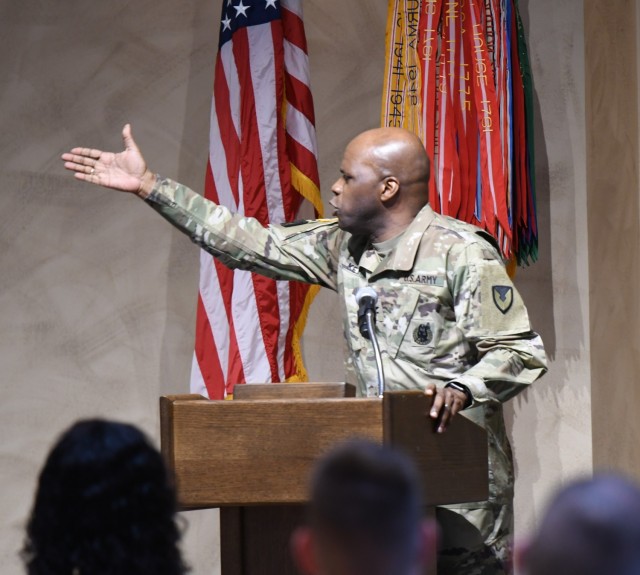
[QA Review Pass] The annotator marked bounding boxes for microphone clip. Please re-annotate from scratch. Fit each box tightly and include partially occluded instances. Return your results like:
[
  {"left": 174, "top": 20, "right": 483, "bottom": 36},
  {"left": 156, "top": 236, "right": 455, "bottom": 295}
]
[{"left": 355, "top": 286, "right": 377, "bottom": 340}]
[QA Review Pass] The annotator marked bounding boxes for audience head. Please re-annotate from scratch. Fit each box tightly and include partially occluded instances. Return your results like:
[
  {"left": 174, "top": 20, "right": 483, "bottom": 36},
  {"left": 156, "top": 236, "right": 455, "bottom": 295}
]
[
  {"left": 516, "top": 474, "right": 640, "bottom": 575},
  {"left": 291, "top": 440, "right": 435, "bottom": 575},
  {"left": 22, "top": 418, "right": 187, "bottom": 575}
]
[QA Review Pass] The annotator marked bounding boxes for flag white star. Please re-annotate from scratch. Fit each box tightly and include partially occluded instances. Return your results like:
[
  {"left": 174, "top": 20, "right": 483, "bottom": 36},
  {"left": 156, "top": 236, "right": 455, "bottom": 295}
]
[
  {"left": 234, "top": 1, "right": 250, "bottom": 18},
  {"left": 265, "top": 0, "right": 277, "bottom": 9},
  {"left": 221, "top": 15, "right": 232, "bottom": 30}
]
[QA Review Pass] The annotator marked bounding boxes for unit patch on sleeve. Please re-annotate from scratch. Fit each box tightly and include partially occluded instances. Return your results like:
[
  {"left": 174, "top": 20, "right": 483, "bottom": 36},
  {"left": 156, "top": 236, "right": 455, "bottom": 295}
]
[
  {"left": 478, "top": 264, "right": 530, "bottom": 332},
  {"left": 492, "top": 285, "right": 513, "bottom": 314}
]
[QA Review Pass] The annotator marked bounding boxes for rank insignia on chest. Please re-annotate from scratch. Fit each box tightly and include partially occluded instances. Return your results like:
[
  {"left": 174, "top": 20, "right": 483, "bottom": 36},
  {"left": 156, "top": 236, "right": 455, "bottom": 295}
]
[
  {"left": 413, "top": 323, "right": 433, "bottom": 345},
  {"left": 492, "top": 285, "right": 513, "bottom": 314}
]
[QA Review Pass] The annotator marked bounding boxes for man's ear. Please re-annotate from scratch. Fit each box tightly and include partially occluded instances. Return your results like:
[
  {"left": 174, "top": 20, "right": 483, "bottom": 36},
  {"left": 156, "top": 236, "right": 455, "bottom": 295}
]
[
  {"left": 290, "top": 526, "right": 318, "bottom": 575},
  {"left": 380, "top": 176, "right": 400, "bottom": 202}
]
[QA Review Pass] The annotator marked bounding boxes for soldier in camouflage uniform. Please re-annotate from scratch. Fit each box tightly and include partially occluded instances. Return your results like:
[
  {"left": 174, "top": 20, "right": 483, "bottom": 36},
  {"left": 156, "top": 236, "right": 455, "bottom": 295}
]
[{"left": 62, "top": 124, "right": 547, "bottom": 575}]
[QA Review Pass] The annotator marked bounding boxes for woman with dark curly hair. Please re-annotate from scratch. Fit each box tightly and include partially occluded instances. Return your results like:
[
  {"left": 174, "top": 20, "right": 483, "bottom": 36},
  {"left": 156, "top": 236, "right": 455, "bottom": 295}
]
[{"left": 22, "top": 419, "right": 188, "bottom": 575}]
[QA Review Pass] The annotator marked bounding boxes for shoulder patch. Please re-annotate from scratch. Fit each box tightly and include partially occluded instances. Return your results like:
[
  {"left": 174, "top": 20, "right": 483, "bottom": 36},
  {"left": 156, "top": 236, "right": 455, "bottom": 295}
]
[
  {"left": 492, "top": 285, "right": 513, "bottom": 314},
  {"left": 478, "top": 265, "right": 530, "bottom": 332}
]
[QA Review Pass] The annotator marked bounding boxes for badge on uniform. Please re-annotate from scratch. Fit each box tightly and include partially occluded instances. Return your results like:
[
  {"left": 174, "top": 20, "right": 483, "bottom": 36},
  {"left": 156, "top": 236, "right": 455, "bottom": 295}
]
[
  {"left": 492, "top": 285, "right": 513, "bottom": 314},
  {"left": 413, "top": 323, "right": 432, "bottom": 345}
]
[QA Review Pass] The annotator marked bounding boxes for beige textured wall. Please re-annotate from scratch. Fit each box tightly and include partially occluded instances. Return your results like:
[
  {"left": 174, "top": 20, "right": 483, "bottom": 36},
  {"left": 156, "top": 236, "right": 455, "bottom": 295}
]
[
  {"left": 586, "top": 1, "right": 640, "bottom": 475},
  {"left": 507, "top": 0, "right": 593, "bottom": 537},
  {"left": 1, "top": 0, "right": 592, "bottom": 573},
  {"left": 1, "top": 0, "right": 217, "bottom": 572}
]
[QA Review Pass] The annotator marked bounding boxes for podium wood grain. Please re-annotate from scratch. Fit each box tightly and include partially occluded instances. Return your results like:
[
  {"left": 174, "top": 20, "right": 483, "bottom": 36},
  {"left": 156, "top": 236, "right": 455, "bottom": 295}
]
[{"left": 161, "top": 394, "right": 382, "bottom": 509}]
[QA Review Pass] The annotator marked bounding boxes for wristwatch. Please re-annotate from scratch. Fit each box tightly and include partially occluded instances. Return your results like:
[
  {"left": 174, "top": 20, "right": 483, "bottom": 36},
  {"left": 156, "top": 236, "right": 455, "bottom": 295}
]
[{"left": 445, "top": 381, "right": 472, "bottom": 409}]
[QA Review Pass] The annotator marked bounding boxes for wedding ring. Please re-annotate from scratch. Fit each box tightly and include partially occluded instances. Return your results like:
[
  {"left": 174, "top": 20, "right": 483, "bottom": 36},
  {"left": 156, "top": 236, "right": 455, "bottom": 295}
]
[{"left": 90, "top": 168, "right": 95, "bottom": 175}]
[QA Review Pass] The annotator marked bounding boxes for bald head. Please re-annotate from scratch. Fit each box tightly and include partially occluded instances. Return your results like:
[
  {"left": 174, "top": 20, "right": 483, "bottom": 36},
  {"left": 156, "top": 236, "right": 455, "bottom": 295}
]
[
  {"left": 330, "top": 128, "right": 431, "bottom": 242},
  {"left": 348, "top": 127, "right": 430, "bottom": 200}
]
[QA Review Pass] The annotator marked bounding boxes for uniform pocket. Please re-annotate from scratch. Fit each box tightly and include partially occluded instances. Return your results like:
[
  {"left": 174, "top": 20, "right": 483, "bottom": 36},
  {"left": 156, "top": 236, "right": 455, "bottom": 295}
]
[{"left": 376, "top": 286, "right": 421, "bottom": 359}]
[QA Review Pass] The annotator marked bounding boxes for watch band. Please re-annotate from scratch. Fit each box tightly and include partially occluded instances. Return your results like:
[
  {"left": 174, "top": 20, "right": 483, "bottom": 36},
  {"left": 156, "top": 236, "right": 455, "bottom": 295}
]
[{"left": 445, "top": 381, "right": 472, "bottom": 408}]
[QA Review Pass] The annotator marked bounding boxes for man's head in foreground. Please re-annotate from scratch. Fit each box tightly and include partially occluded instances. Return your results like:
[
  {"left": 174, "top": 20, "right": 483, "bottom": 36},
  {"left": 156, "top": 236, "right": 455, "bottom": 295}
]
[
  {"left": 516, "top": 474, "right": 640, "bottom": 575},
  {"left": 291, "top": 440, "right": 435, "bottom": 575}
]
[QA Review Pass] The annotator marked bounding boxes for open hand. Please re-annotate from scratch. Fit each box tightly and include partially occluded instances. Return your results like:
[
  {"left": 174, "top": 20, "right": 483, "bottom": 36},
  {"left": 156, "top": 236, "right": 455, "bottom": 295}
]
[
  {"left": 425, "top": 383, "right": 468, "bottom": 433},
  {"left": 61, "top": 124, "right": 153, "bottom": 195}
]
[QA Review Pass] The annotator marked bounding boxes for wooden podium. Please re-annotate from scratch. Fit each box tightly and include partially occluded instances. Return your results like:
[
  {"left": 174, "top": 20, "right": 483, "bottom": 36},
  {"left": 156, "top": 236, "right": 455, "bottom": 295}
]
[{"left": 160, "top": 383, "right": 488, "bottom": 575}]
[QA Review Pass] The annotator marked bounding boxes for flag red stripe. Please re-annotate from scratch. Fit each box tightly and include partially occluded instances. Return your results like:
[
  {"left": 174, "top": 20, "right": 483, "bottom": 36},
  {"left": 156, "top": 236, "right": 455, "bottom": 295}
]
[
  {"left": 286, "top": 136, "right": 320, "bottom": 188},
  {"left": 285, "top": 72, "right": 316, "bottom": 126},
  {"left": 213, "top": 56, "right": 241, "bottom": 207},
  {"left": 195, "top": 293, "right": 226, "bottom": 399},
  {"left": 215, "top": 258, "right": 247, "bottom": 392},
  {"left": 281, "top": 6, "right": 308, "bottom": 53},
  {"left": 232, "top": 29, "right": 269, "bottom": 223}
]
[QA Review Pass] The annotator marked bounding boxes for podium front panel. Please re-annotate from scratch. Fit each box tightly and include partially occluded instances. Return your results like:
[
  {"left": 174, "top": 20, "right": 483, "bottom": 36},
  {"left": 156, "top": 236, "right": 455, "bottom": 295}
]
[{"left": 161, "top": 396, "right": 382, "bottom": 509}]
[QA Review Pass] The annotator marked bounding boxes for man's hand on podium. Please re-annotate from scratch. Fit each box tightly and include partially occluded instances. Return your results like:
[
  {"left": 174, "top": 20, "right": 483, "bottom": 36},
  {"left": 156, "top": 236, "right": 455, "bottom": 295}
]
[{"left": 425, "top": 383, "right": 469, "bottom": 434}]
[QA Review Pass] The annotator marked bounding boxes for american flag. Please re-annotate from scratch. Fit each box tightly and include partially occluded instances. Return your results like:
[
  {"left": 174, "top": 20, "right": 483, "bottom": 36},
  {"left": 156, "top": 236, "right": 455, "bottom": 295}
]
[{"left": 190, "top": 0, "right": 322, "bottom": 399}]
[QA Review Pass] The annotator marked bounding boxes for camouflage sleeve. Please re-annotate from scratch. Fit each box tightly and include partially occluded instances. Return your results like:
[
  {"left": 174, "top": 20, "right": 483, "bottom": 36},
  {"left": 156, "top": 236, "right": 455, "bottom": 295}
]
[
  {"left": 144, "top": 176, "right": 341, "bottom": 289},
  {"left": 448, "top": 241, "right": 548, "bottom": 405}
]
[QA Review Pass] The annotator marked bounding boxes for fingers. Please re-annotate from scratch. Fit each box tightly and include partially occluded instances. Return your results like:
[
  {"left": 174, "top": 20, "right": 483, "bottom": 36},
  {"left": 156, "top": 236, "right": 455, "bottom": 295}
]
[
  {"left": 424, "top": 383, "right": 436, "bottom": 396},
  {"left": 429, "top": 389, "right": 444, "bottom": 419},
  {"left": 122, "top": 123, "right": 139, "bottom": 152},
  {"left": 62, "top": 156, "right": 98, "bottom": 177},
  {"left": 62, "top": 152, "right": 96, "bottom": 167},
  {"left": 437, "top": 401, "right": 454, "bottom": 434},
  {"left": 427, "top": 386, "right": 466, "bottom": 433},
  {"left": 73, "top": 171, "right": 97, "bottom": 183},
  {"left": 67, "top": 147, "right": 103, "bottom": 159},
  {"left": 61, "top": 149, "right": 102, "bottom": 179}
]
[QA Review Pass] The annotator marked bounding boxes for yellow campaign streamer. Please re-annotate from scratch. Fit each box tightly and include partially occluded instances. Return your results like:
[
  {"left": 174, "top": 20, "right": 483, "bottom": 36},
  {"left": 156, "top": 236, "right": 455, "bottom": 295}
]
[
  {"left": 290, "top": 164, "right": 324, "bottom": 217},
  {"left": 286, "top": 283, "right": 322, "bottom": 383},
  {"left": 381, "top": 0, "right": 424, "bottom": 137}
]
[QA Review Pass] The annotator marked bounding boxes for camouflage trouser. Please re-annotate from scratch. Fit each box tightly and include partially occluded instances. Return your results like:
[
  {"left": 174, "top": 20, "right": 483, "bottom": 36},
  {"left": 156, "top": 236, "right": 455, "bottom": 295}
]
[{"left": 436, "top": 503, "right": 513, "bottom": 575}]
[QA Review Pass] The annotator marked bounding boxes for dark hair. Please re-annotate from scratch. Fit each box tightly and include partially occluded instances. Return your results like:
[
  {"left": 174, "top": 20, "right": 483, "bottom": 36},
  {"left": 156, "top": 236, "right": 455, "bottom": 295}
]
[
  {"left": 22, "top": 419, "right": 188, "bottom": 575},
  {"left": 309, "top": 440, "right": 423, "bottom": 575},
  {"left": 525, "top": 475, "right": 640, "bottom": 575}
]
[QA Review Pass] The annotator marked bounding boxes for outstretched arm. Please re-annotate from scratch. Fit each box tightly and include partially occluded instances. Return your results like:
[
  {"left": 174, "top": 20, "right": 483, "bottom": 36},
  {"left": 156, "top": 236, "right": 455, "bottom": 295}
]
[
  {"left": 61, "top": 124, "right": 156, "bottom": 197},
  {"left": 61, "top": 125, "right": 341, "bottom": 288}
]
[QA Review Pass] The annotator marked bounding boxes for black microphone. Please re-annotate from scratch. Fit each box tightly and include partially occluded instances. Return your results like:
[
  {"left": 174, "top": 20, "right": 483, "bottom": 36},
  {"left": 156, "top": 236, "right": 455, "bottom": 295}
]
[
  {"left": 354, "top": 286, "right": 385, "bottom": 396},
  {"left": 355, "top": 286, "right": 377, "bottom": 339}
]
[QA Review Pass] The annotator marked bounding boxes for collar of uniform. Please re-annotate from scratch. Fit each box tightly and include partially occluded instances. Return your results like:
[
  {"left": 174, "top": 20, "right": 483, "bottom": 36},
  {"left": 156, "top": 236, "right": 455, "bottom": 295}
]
[
  {"left": 344, "top": 204, "right": 436, "bottom": 277},
  {"left": 346, "top": 233, "right": 370, "bottom": 264},
  {"left": 367, "top": 204, "right": 436, "bottom": 280}
]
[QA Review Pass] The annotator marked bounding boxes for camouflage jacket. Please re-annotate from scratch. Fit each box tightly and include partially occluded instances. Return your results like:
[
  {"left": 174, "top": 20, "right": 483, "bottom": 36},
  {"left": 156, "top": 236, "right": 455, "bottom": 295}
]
[{"left": 146, "top": 177, "right": 547, "bottom": 507}]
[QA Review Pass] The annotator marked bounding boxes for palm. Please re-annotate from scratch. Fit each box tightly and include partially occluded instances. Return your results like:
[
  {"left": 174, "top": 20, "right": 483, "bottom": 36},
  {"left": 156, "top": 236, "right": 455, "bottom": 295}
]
[
  {"left": 96, "top": 147, "right": 146, "bottom": 192},
  {"left": 61, "top": 124, "right": 148, "bottom": 193}
]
